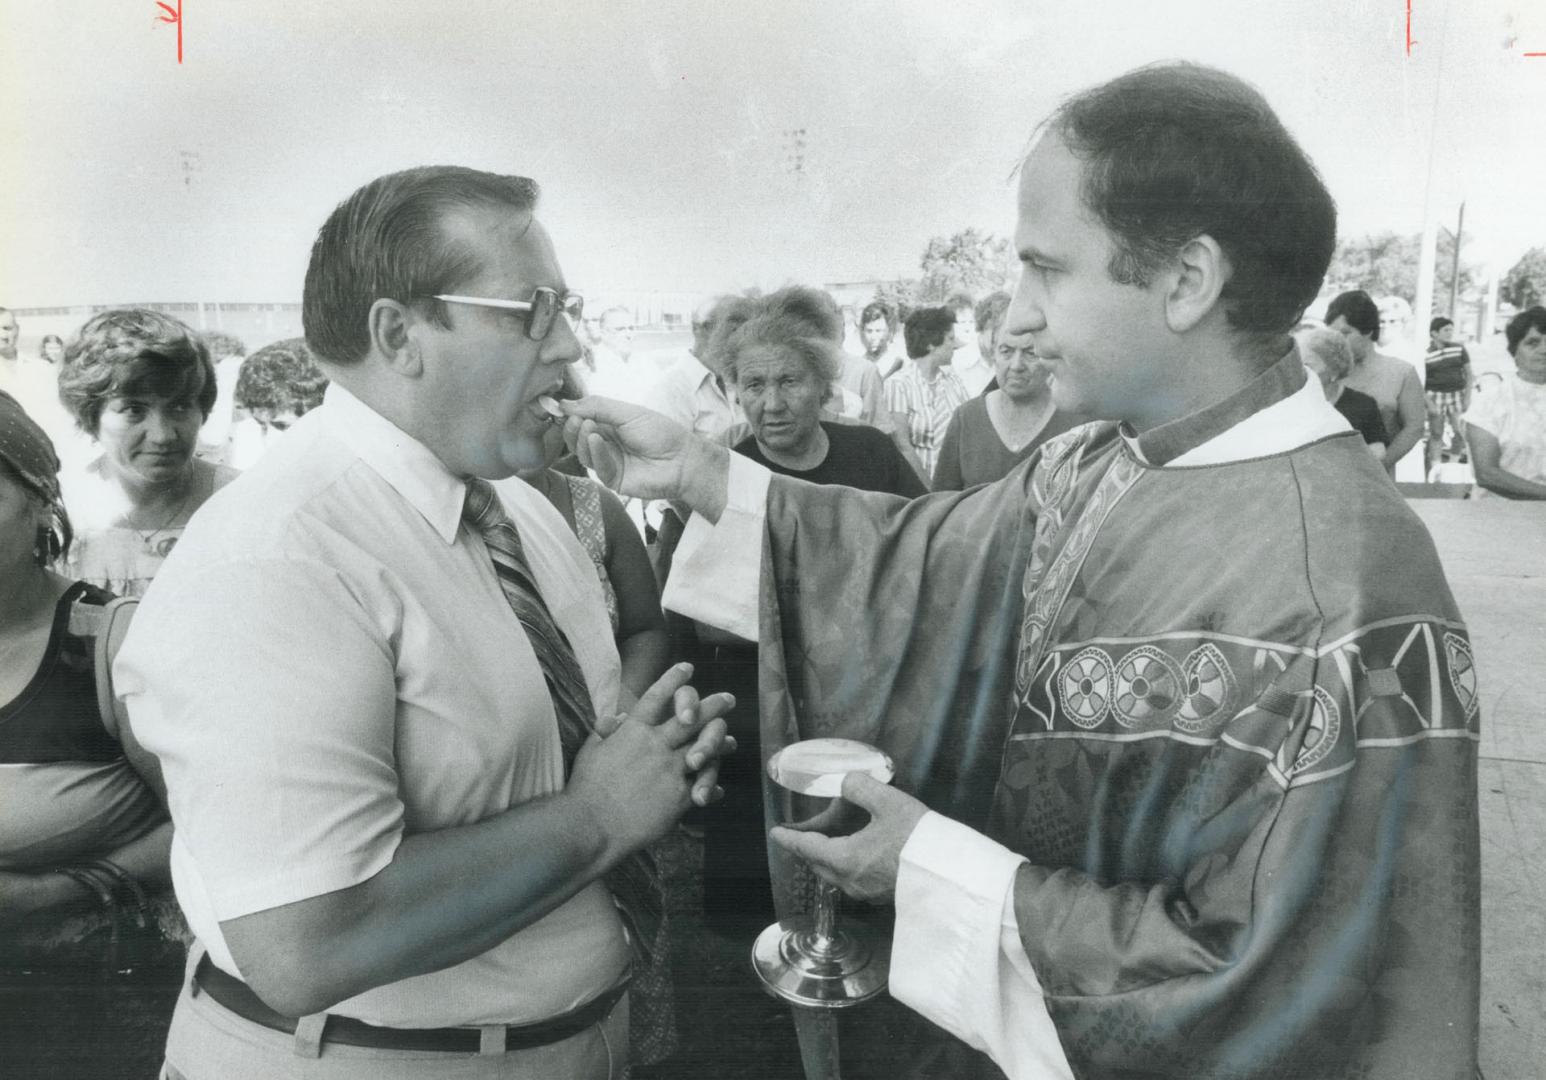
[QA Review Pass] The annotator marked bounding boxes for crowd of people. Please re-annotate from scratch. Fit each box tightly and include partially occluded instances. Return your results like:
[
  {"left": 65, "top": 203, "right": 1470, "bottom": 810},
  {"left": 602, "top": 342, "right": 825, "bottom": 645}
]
[{"left": 0, "top": 57, "right": 1538, "bottom": 1080}]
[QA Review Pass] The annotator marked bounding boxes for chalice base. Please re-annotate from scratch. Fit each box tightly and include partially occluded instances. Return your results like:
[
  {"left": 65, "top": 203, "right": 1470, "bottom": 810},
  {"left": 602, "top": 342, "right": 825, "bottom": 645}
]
[{"left": 751, "top": 914, "right": 891, "bottom": 1008}]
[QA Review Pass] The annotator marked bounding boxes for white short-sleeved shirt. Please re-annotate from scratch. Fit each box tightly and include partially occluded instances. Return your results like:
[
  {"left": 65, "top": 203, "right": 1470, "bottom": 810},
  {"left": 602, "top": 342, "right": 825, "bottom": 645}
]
[
  {"left": 1463, "top": 373, "right": 1546, "bottom": 494},
  {"left": 115, "top": 384, "right": 630, "bottom": 1027}
]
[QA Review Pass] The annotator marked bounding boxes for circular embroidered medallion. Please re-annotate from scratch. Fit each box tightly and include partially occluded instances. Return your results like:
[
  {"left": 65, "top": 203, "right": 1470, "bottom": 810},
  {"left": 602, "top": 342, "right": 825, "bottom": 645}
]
[
  {"left": 1443, "top": 632, "right": 1478, "bottom": 720},
  {"left": 1111, "top": 646, "right": 1183, "bottom": 729},
  {"left": 1290, "top": 685, "right": 1342, "bottom": 775},
  {"left": 1057, "top": 647, "right": 1114, "bottom": 729},
  {"left": 1176, "top": 643, "right": 1237, "bottom": 734}
]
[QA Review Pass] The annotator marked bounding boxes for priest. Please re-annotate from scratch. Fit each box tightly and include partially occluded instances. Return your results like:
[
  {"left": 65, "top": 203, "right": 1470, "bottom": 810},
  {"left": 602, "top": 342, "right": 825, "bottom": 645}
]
[{"left": 564, "top": 62, "right": 1480, "bottom": 1080}]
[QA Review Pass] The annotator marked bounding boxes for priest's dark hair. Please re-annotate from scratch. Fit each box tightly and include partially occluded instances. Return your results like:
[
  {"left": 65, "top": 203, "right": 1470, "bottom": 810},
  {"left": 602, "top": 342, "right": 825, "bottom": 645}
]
[
  {"left": 1048, "top": 62, "right": 1336, "bottom": 339},
  {"left": 303, "top": 167, "right": 540, "bottom": 365}
]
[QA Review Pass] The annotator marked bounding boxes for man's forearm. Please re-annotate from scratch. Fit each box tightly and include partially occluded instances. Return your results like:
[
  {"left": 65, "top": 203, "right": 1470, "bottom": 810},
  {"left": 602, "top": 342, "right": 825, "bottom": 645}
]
[{"left": 222, "top": 788, "right": 619, "bottom": 1017}]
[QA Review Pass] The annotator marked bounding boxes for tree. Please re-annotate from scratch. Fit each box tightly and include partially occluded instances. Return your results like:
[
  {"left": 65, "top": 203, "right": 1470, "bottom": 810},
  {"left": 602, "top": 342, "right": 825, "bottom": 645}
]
[
  {"left": 1324, "top": 230, "right": 1479, "bottom": 316},
  {"left": 1502, "top": 248, "right": 1546, "bottom": 310},
  {"left": 915, "top": 228, "right": 1014, "bottom": 304},
  {"left": 869, "top": 279, "right": 920, "bottom": 322}
]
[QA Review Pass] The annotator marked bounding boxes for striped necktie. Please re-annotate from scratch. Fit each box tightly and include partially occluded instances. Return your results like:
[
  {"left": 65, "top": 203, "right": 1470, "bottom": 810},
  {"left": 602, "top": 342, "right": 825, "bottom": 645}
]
[{"left": 462, "top": 477, "right": 662, "bottom": 963}]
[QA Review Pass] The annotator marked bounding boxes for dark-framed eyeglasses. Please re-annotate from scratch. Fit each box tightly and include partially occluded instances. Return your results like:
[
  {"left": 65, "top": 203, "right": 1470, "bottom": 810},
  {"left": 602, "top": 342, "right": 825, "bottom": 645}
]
[{"left": 433, "top": 288, "right": 584, "bottom": 341}]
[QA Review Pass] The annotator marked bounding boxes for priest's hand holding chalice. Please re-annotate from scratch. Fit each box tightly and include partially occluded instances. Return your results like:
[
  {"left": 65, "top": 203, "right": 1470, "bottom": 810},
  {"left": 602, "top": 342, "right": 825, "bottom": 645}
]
[{"left": 756, "top": 738, "right": 928, "bottom": 1007}]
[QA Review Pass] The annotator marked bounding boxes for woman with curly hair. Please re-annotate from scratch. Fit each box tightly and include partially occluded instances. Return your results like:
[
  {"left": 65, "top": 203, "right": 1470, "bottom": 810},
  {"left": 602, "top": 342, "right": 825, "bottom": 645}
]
[{"left": 57, "top": 309, "right": 238, "bottom": 595}]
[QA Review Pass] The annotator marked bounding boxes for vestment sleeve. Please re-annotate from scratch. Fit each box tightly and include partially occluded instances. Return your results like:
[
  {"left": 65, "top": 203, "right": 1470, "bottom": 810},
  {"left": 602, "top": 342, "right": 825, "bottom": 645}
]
[
  {"left": 893, "top": 813, "right": 1074, "bottom": 1079},
  {"left": 757, "top": 459, "right": 1041, "bottom": 825},
  {"left": 116, "top": 555, "right": 403, "bottom": 920}
]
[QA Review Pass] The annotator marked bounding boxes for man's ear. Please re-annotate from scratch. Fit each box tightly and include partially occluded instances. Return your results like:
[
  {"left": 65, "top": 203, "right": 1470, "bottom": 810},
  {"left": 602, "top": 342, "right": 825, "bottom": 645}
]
[
  {"left": 1165, "top": 235, "right": 1231, "bottom": 334},
  {"left": 368, "top": 299, "right": 422, "bottom": 376}
]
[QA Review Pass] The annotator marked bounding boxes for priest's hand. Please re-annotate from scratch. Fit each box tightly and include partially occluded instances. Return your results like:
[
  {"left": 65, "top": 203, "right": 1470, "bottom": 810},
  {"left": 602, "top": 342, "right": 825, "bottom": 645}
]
[
  {"left": 770, "top": 772, "right": 930, "bottom": 904},
  {"left": 561, "top": 396, "right": 730, "bottom": 520}
]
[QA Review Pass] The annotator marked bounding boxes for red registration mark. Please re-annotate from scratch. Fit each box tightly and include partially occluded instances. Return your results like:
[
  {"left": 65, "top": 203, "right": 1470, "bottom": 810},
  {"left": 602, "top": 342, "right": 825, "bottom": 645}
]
[{"left": 156, "top": 0, "right": 183, "bottom": 64}]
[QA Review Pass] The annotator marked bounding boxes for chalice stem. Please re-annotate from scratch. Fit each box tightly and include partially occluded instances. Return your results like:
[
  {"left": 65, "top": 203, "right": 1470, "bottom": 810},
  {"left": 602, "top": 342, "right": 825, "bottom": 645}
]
[{"left": 812, "top": 878, "right": 839, "bottom": 949}]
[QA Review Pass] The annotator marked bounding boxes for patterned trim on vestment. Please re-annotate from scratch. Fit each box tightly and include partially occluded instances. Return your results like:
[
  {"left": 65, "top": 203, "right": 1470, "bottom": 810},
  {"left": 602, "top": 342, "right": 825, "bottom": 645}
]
[
  {"left": 1012, "top": 617, "right": 1481, "bottom": 789},
  {"left": 1015, "top": 442, "right": 1144, "bottom": 701}
]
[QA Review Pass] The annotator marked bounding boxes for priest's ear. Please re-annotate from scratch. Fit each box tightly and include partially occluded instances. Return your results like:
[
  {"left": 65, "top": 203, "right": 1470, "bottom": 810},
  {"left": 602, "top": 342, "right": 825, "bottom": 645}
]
[{"left": 1164, "top": 235, "right": 1231, "bottom": 334}]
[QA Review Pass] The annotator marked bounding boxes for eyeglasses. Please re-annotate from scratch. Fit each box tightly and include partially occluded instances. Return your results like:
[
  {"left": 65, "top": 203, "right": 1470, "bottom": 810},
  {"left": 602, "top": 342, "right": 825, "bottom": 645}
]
[{"left": 433, "top": 288, "right": 584, "bottom": 341}]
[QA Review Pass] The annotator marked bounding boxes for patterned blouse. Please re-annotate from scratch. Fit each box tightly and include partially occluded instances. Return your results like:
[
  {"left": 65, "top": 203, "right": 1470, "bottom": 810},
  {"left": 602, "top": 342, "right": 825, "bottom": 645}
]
[{"left": 883, "top": 361, "right": 969, "bottom": 479}]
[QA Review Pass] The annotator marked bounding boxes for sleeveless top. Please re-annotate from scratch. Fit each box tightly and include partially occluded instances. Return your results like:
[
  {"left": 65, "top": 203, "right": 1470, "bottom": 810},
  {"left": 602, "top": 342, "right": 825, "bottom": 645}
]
[
  {"left": 562, "top": 473, "right": 620, "bottom": 634},
  {"left": 0, "top": 581, "right": 165, "bottom": 871}
]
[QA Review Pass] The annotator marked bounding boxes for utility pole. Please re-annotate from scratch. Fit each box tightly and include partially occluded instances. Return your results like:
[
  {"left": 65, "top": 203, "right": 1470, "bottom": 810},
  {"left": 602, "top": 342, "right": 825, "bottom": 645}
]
[{"left": 1448, "top": 202, "right": 1465, "bottom": 319}]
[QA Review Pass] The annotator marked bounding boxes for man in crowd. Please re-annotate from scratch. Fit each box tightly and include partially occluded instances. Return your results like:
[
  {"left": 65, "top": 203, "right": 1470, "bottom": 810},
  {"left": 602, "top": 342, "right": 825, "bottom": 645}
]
[
  {"left": 884, "top": 305, "right": 968, "bottom": 482},
  {"left": 117, "top": 166, "right": 733, "bottom": 1079},
  {"left": 1425, "top": 315, "right": 1473, "bottom": 477},
  {"left": 582, "top": 304, "right": 639, "bottom": 399},
  {"left": 636, "top": 294, "right": 740, "bottom": 440},
  {"left": 1326, "top": 289, "right": 1426, "bottom": 473},
  {"left": 0, "top": 307, "right": 22, "bottom": 392},
  {"left": 856, "top": 300, "right": 904, "bottom": 380},
  {"left": 566, "top": 62, "right": 1479, "bottom": 1079}
]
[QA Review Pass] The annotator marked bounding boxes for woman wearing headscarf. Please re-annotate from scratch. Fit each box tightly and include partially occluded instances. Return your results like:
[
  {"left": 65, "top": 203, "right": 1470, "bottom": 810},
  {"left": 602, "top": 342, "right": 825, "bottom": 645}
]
[{"left": 0, "top": 390, "right": 183, "bottom": 1077}]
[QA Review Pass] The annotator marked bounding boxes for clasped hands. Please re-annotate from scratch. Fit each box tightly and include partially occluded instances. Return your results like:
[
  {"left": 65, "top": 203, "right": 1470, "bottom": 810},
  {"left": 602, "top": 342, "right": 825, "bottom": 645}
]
[{"left": 568, "top": 662, "right": 736, "bottom": 856}]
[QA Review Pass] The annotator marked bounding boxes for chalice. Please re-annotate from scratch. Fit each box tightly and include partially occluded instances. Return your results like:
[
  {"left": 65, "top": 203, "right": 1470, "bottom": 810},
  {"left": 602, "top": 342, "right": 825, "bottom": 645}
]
[{"left": 751, "top": 737, "right": 895, "bottom": 1008}]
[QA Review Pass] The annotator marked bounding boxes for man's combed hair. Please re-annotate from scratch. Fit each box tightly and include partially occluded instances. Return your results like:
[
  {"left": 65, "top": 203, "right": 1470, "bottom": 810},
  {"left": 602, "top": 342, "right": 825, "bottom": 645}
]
[
  {"left": 302, "top": 166, "right": 540, "bottom": 365},
  {"left": 903, "top": 306, "right": 955, "bottom": 359},
  {"left": 1051, "top": 62, "right": 1336, "bottom": 338}
]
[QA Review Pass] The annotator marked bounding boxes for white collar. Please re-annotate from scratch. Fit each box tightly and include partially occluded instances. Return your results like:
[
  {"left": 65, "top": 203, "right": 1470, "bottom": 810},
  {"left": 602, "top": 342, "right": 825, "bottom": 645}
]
[
  {"left": 1122, "top": 375, "right": 1353, "bottom": 467},
  {"left": 317, "top": 383, "right": 467, "bottom": 544}
]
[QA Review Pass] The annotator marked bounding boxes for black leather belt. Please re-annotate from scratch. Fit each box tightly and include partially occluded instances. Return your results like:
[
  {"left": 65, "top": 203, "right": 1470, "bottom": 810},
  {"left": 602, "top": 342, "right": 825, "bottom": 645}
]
[{"left": 193, "top": 954, "right": 629, "bottom": 1053}]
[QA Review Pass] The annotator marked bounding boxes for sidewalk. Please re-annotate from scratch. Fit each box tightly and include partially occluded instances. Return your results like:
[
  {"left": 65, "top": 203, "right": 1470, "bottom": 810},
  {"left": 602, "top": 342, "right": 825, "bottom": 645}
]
[{"left": 1410, "top": 499, "right": 1546, "bottom": 1079}]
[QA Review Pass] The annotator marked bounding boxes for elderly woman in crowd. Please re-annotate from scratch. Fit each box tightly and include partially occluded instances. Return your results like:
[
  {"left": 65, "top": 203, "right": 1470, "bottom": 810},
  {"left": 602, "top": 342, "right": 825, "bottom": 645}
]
[
  {"left": 0, "top": 391, "right": 183, "bottom": 1077},
  {"left": 57, "top": 308, "right": 238, "bottom": 595},
  {"left": 932, "top": 317, "right": 1082, "bottom": 490},
  {"left": 689, "top": 286, "right": 924, "bottom": 934},
  {"left": 716, "top": 287, "right": 927, "bottom": 496},
  {"left": 1324, "top": 289, "right": 1424, "bottom": 470},
  {"left": 1298, "top": 326, "right": 1389, "bottom": 459},
  {"left": 1464, "top": 305, "right": 1546, "bottom": 499}
]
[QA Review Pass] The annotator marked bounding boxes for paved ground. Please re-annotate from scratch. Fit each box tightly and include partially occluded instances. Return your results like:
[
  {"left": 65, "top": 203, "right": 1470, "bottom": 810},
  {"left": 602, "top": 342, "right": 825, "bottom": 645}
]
[{"left": 1410, "top": 499, "right": 1546, "bottom": 1080}]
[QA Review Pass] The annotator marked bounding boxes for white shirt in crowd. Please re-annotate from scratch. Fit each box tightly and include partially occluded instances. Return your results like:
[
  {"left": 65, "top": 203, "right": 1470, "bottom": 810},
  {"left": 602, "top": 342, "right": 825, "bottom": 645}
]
[
  {"left": 116, "top": 383, "right": 631, "bottom": 1028},
  {"left": 659, "top": 372, "right": 1350, "bottom": 1080}
]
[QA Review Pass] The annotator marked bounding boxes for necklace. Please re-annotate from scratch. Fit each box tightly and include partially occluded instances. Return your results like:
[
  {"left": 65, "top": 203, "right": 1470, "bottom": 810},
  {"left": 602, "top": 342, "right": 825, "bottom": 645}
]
[{"left": 131, "top": 489, "right": 194, "bottom": 547}]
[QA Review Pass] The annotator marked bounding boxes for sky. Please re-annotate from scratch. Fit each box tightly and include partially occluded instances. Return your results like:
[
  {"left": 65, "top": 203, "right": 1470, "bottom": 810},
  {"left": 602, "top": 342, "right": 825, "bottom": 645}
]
[{"left": 1, "top": 0, "right": 1543, "bottom": 307}]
